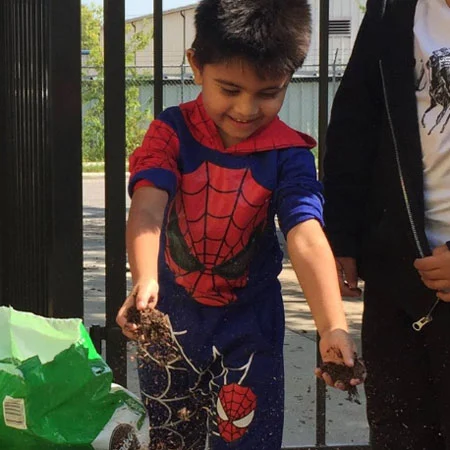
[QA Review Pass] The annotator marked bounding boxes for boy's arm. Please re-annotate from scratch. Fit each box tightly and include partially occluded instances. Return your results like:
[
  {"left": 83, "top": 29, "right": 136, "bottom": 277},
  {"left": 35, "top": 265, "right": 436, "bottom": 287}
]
[
  {"left": 287, "top": 219, "right": 348, "bottom": 337},
  {"left": 116, "top": 186, "right": 168, "bottom": 337},
  {"left": 286, "top": 219, "right": 356, "bottom": 369},
  {"left": 127, "top": 186, "right": 168, "bottom": 299}
]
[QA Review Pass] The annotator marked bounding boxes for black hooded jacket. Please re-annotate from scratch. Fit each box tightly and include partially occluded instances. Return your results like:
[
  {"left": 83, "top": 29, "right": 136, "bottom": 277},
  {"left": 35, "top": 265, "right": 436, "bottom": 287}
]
[{"left": 323, "top": 0, "right": 438, "bottom": 318}]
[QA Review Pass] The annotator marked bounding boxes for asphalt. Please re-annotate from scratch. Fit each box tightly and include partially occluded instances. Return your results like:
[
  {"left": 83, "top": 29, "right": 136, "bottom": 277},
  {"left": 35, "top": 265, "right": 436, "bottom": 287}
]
[{"left": 82, "top": 174, "right": 370, "bottom": 448}]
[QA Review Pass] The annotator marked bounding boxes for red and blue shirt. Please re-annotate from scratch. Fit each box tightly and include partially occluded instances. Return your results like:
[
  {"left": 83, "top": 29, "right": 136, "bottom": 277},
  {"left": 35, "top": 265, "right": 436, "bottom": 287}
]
[{"left": 129, "top": 95, "right": 322, "bottom": 307}]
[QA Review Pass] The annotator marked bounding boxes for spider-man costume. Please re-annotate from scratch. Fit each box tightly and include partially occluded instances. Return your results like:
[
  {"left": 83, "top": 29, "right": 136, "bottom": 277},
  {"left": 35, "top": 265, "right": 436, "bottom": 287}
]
[{"left": 129, "top": 95, "right": 323, "bottom": 449}]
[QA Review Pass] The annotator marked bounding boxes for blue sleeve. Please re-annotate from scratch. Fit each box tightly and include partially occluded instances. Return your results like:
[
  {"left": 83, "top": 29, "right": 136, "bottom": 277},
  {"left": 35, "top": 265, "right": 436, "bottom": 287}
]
[{"left": 275, "top": 147, "right": 324, "bottom": 237}]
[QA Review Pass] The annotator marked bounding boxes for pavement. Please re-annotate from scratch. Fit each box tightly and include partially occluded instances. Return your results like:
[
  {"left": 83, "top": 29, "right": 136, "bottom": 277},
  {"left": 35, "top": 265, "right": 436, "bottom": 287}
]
[{"left": 82, "top": 174, "right": 370, "bottom": 448}]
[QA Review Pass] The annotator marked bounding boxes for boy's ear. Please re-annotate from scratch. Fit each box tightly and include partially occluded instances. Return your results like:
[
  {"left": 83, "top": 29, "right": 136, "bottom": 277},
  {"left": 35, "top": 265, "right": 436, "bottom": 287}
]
[{"left": 187, "top": 49, "right": 203, "bottom": 85}]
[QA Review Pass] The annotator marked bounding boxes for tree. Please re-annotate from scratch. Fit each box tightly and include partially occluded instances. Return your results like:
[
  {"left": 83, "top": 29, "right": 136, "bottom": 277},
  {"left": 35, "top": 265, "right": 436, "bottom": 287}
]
[{"left": 81, "top": 3, "right": 153, "bottom": 162}]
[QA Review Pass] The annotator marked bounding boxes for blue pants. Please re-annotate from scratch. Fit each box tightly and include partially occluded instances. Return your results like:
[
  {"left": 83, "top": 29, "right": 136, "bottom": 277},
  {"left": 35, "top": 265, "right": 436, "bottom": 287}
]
[{"left": 138, "top": 285, "right": 285, "bottom": 449}]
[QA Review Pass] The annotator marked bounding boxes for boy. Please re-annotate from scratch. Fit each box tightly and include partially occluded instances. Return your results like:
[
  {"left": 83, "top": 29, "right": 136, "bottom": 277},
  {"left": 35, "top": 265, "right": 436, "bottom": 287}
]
[
  {"left": 117, "top": 0, "right": 361, "bottom": 448},
  {"left": 323, "top": 0, "right": 450, "bottom": 448}
]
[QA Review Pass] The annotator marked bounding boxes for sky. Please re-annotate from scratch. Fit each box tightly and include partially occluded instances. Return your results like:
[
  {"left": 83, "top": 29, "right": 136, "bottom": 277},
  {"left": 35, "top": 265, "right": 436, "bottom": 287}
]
[{"left": 82, "top": 0, "right": 196, "bottom": 19}]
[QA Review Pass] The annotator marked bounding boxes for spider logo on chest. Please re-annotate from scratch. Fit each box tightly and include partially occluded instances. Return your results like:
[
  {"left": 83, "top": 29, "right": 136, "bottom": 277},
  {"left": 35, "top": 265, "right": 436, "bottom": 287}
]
[{"left": 165, "top": 161, "right": 272, "bottom": 306}]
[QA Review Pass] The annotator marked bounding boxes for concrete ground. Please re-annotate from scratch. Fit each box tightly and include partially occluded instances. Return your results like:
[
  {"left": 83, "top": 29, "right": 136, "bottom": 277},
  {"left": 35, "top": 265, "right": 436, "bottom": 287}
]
[{"left": 82, "top": 175, "right": 370, "bottom": 448}]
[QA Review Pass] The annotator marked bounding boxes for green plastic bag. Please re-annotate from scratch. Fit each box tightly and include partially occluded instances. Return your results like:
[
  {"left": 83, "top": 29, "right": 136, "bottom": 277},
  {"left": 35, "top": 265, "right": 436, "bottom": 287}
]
[{"left": 0, "top": 306, "right": 149, "bottom": 449}]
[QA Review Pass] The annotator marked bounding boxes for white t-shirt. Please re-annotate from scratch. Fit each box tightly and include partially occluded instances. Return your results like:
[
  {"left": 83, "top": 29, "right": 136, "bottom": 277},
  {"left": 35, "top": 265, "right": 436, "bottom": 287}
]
[{"left": 414, "top": 0, "right": 450, "bottom": 249}]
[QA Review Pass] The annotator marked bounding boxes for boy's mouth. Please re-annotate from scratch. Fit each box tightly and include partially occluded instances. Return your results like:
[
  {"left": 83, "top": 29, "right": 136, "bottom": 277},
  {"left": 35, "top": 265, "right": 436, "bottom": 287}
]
[{"left": 228, "top": 116, "right": 259, "bottom": 125}]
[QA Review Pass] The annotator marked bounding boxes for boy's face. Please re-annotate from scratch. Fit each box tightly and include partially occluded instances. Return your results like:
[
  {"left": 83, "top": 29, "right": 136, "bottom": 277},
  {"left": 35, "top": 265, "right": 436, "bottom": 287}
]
[{"left": 188, "top": 51, "right": 290, "bottom": 148}]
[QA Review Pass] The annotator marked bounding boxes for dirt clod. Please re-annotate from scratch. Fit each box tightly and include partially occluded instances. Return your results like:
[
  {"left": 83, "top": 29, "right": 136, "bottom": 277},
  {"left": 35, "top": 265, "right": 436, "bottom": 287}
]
[
  {"left": 320, "top": 354, "right": 365, "bottom": 403},
  {"left": 126, "top": 306, "right": 180, "bottom": 366}
]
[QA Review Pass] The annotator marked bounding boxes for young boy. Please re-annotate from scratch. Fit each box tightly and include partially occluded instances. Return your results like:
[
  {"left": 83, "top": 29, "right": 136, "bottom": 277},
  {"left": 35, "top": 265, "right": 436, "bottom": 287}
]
[{"left": 117, "top": 0, "right": 361, "bottom": 448}]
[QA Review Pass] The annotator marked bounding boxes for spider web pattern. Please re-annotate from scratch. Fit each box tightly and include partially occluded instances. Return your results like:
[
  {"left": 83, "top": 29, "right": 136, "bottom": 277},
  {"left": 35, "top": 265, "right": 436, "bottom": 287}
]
[
  {"left": 165, "top": 161, "right": 272, "bottom": 306},
  {"left": 140, "top": 318, "right": 254, "bottom": 450},
  {"left": 129, "top": 119, "right": 180, "bottom": 176}
]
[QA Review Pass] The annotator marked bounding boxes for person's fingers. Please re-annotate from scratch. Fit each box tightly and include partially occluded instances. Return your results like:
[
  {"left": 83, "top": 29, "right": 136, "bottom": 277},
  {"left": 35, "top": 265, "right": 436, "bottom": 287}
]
[
  {"left": 135, "top": 283, "right": 159, "bottom": 310},
  {"left": 414, "top": 256, "right": 441, "bottom": 271},
  {"left": 121, "top": 325, "right": 139, "bottom": 340},
  {"left": 419, "top": 268, "right": 444, "bottom": 280},
  {"left": 432, "top": 244, "right": 448, "bottom": 256},
  {"left": 315, "top": 368, "right": 334, "bottom": 387},
  {"left": 341, "top": 345, "right": 355, "bottom": 367},
  {"left": 340, "top": 281, "right": 362, "bottom": 298},
  {"left": 421, "top": 278, "right": 450, "bottom": 291},
  {"left": 322, "top": 372, "right": 334, "bottom": 387},
  {"left": 116, "top": 293, "right": 135, "bottom": 328},
  {"left": 437, "top": 291, "right": 450, "bottom": 302},
  {"left": 334, "top": 381, "right": 346, "bottom": 391},
  {"left": 336, "top": 258, "right": 362, "bottom": 297}
]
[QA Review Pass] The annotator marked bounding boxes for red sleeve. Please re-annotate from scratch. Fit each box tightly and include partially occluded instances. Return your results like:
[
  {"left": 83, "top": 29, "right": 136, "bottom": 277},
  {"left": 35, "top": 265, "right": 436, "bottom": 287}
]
[{"left": 128, "top": 119, "right": 180, "bottom": 195}]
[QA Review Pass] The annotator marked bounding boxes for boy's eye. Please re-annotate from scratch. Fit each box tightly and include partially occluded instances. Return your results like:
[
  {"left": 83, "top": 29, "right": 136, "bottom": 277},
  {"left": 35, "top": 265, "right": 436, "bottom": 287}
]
[
  {"left": 259, "top": 91, "right": 279, "bottom": 99},
  {"left": 221, "top": 88, "right": 240, "bottom": 96}
]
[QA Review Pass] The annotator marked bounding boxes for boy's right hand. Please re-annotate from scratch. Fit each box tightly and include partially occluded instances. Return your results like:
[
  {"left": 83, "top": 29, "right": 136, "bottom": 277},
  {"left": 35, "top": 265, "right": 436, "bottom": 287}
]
[
  {"left": 336, "top": 257, "right": 362, "bottom": 297},
  {"left": 116, "top": 279, "right": 159, "bottom": 339}
]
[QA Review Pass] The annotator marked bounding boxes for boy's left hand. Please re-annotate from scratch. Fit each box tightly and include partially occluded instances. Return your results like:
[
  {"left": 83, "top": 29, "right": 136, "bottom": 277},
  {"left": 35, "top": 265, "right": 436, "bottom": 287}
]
[
  {"left": 314, "top": 328, "right": 365, "bottom": 390},
  {"left": 414, "top": 243, "right": 450, "bottom": 301}
]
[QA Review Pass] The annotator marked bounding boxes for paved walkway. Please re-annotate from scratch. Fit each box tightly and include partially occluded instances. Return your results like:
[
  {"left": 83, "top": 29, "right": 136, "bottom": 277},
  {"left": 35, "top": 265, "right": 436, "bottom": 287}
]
[{"left": 82, "top": 175, "right": 369, "bottom": 448}]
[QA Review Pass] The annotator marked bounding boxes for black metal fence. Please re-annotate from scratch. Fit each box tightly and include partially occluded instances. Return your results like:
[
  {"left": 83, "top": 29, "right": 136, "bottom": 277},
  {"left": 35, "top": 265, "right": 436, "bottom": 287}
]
[
  {"left": 1, "top": 0, "right": 83, "bottom": 319},
  {"left": 0, "top": 0, "right": 370, "bottom": 448}
]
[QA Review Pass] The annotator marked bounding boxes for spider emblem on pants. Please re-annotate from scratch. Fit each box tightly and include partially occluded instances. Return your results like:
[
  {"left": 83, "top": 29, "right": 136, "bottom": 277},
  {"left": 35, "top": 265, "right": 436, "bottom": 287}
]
[{"left": 216, "top": 383, "right": 257, "bottom": 442}]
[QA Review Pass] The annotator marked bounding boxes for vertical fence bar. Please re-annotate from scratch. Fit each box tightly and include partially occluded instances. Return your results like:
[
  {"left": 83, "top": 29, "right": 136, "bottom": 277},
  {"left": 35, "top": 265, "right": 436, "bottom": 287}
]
[
  {"left": 153, "top": 0, "right": 163, "bottom": 116},
  {"left": 318, "top": 0, "right": 330, "bottom": 179},
  {"left": 0, "top": 1, "right": 6, "bottom": 300},
  {"left": 316, "top": 0, "right": 330, "bottom": 447},
  {"left": 104, "top": 0, "right": 127, "bottom": 386},
  {"left": 48, "top": 0, "right": 83, "bottom": 318}
]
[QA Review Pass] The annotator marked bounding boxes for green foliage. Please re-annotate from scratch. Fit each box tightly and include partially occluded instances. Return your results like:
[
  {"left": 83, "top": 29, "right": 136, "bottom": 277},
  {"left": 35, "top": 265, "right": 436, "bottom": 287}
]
[
  {"left": 355, "top": 0, "right": 366, "bottom": 13},
  {"left": 81, "top": 3, "right": 153, "bottom": 162}
]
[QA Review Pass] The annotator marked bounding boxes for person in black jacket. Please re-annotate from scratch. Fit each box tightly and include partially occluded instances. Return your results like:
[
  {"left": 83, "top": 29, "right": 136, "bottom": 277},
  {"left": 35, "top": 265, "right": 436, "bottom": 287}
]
[{"left": 322, "top": 0, "right": 450, "bottom": 448}]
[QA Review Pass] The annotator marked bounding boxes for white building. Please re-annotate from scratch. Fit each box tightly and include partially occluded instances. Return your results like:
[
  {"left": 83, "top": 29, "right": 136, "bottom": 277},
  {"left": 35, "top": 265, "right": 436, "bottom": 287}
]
[{"left": 126, "top": 0, "right": 366, "bottom": 78}]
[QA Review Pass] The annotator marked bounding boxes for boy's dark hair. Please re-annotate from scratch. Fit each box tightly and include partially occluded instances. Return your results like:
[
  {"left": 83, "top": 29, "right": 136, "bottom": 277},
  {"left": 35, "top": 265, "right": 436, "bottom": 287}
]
[{"left": 192, "top": 0, "right": 311, "bottom": 77}]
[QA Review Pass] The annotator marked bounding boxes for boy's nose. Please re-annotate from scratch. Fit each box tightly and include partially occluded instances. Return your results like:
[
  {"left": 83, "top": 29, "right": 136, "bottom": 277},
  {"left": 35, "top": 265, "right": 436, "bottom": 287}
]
[{"left": 234, "top": 98, "right": 259, "bottom": 119}]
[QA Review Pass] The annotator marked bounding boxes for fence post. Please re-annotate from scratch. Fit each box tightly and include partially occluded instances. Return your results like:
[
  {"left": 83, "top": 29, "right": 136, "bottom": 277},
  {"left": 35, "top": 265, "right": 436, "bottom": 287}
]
[
  {"left": 317, "top": 0, "right": 329, "bottom": 446},
  {"left": 153, "top": 0, "right": 163, "bottom": 116},
  {"left": 104, "top": 0, "right": 127, "bottom": 386}
]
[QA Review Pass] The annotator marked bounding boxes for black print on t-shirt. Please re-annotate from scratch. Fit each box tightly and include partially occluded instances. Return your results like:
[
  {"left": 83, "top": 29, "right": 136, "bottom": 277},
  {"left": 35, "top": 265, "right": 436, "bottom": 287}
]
[{"left": 420, "top": 47, "right": 450, "bottom": 135}]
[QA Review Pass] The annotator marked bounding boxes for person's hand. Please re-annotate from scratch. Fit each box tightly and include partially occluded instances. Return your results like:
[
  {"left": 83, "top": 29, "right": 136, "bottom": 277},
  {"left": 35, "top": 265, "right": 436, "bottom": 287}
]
[
  {"left": 116, "top": 279, "right": 159, "bottom": 339},
  {"left": 414, "top": 243, "right": 450, "bottom": 301},
  {"left": 314, "top": 328, "right": 365, "bottom": 390},
  {"left": 335, "top": 257, "right": 362, "bottom": 297}
]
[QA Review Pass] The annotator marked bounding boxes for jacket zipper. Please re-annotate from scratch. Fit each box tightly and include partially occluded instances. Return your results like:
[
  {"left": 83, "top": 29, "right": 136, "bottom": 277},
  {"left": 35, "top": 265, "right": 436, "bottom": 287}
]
[{"left": 378, "top": 60, "right": 440, "bottom": 331}]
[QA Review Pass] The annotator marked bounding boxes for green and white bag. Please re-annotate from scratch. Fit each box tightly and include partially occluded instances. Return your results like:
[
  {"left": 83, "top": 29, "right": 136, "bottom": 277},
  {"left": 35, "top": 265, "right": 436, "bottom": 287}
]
[{"left": 0, "top": 306, "right": 149, "bottom": 449}]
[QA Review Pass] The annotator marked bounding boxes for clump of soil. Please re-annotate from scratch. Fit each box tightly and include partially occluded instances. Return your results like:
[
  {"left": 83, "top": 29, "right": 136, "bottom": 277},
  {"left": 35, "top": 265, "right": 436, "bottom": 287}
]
[
  {"left": 320, "top": 354, "right": 365, "bottom": 403},
  {"left": 126, "top": 306, "right": 180, "bottom": 366},
  {"left": 126, "top": 306, "right": 208, "bottom": 434}
]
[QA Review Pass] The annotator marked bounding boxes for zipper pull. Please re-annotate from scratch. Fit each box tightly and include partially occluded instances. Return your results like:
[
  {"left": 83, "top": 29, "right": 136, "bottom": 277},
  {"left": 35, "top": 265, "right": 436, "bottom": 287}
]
[
  {"left": 412, "top": 298, "right": 440, "bottom": 332},
  {"left": 412, "top": 314, "right": 432, "bottom": 331}
]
